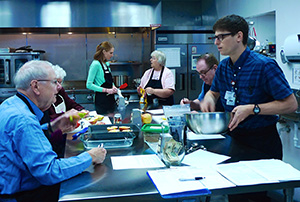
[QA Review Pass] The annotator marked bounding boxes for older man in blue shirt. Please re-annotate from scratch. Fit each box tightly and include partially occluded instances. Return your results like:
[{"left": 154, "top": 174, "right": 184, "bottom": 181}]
[{"left": 0, "top": 60, "right": 106, "bottom": 201}]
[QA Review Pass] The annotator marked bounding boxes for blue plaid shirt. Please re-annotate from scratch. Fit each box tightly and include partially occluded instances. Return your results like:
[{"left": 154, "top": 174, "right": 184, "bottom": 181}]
[{"left": 211, "top": 47, "right": 293, "bottom": 129}]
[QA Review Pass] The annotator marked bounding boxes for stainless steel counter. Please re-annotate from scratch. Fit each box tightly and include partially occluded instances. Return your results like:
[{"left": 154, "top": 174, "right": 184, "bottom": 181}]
[
  {"left": 59, "top": 103, "right": 300, "bottom": 202},
  {"left": 59, "top": 103, "right": 172, "bottom": 202}
]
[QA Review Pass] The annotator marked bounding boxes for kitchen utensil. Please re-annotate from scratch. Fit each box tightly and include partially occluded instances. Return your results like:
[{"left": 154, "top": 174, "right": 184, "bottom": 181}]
[
  {"left": 119, "top": 83, "right": 128, "bottom": 89},
  {"left": 72, "top": 127, "right": 89, "bottom": 140},
  {"left": 117, "top": 89, "right": 124, "bottom": 98},
  {"left": 185, "top": 112, "right": 231, "bottom": 134}
]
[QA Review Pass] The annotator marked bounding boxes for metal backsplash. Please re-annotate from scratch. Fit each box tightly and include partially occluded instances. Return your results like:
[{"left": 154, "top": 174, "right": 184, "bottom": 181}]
[{"left": 0, "top": 0, "right": 161, "bottom": 28}]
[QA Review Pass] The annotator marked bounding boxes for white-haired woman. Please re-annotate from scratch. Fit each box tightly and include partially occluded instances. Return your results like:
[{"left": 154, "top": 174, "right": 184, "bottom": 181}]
[
  {"left": 137, "top": 50, "right": 175, "bottom": 106},
  {"left": 49, "top": 65, "right": 89, "bottom": 120}
]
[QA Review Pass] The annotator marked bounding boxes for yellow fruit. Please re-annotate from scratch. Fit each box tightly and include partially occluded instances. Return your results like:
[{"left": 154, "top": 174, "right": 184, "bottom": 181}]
[
  {"left": 96, "top": 115, "right": 104, "bottom": 121},
  {"left": 141, "top": 113, "right": 152, "bottom": 124}
]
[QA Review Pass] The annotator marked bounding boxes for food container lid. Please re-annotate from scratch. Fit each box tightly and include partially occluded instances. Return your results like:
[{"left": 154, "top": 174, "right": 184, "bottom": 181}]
[{"left": 141, "top": 124, "right": 169, "bottom": 133}]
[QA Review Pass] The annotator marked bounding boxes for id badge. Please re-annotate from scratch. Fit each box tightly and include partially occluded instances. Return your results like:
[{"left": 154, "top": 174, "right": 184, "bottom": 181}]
[{"left": 225, "top": 90, "right": 236, "bottom": 106}]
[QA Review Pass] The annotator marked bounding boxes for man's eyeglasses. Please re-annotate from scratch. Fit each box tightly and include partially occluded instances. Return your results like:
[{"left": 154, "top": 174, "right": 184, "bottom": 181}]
[
  {"left": 197, "top": 65, "right": 213, "bottom": 77},
  {"left": 37, "top": 79, "right": 59, "bottom": 86},
  {"left": 212, "top": 33, "right": 233, "bottom": 42}
]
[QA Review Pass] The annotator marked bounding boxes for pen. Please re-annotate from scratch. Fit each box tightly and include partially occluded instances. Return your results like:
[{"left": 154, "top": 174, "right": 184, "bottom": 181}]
[{"left": 179, "top": 177, "right": 205, "bottom": 181}]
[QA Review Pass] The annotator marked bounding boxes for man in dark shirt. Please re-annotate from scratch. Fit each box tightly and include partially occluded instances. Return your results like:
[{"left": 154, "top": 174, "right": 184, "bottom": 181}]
[
  {"left": 180, "top": 53, "right": 224, "bottom": 112},
  {"left": 201, "top": 14, "right": 298, "bottom": 202}
]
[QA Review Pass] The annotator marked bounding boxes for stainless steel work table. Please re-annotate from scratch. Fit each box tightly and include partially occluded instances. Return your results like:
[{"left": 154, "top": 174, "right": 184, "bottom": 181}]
[{"left": 58, "top": 104, "right": 300, "bottom": 202}]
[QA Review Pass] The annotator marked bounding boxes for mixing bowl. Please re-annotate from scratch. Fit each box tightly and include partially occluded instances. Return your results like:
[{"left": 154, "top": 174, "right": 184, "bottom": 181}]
[{"left": 185, "top": 112, "right": 231, "bottom": 134}]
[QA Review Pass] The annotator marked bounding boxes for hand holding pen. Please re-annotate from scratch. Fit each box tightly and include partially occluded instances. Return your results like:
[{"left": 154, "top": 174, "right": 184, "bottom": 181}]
[{"left": 87, "top": 143, "right": 107, "bottom": 165}]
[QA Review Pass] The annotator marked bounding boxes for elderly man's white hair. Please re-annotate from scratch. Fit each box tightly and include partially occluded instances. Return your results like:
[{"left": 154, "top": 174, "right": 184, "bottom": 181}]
[{"left": 14, "top": 60, "right": 54, "bottom": 90}]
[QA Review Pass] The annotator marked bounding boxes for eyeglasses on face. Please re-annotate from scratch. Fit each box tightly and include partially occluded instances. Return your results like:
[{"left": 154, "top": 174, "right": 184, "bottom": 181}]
[
  {"left": 212, "top": 33, "right": 233, "bottom": 42},
  {"left": 197, "top": 65, "right": 213, "bottom": 77},
  {"left": 37, "top": 79, "right": 59, "bottom": 86}
]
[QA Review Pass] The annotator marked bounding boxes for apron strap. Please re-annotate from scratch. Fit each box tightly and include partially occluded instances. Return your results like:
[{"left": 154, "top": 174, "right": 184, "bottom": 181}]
[{"left": 16, "top": 92, "right": 36, "bottom": 115}]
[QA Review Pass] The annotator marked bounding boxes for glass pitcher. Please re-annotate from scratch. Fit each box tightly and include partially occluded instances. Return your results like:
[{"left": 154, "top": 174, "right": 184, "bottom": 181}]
[{"left": 160, "top": 120, "right": 186, "bottom": 167}]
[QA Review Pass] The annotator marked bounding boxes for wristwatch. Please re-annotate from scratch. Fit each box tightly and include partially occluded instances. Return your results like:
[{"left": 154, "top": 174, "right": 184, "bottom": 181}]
[{"left": 253, "top": 104, "right": 260, "bottom": 115}]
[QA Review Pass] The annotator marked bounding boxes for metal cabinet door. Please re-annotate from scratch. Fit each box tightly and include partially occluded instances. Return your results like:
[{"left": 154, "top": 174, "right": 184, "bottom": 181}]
[
  {"left": 155, "top": 44, "right": 188, "bottom": 104},
  {"left": 188, "top": 44, "right": 219, "bottom": 100}
]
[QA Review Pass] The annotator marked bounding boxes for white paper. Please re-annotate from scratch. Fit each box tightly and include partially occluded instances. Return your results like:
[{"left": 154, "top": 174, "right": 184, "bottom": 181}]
[
  {"left": 157, "top": 47, "right": 181, "bottom": 67},
  {"left": 147, "top": 166, "right": 235, "bottom": 195},
  {"left": 146, "top": 109, "right": 164, "bottom": 115},
  {"left": 147, "top": 167, "right": 206, "bottom": 195},
  {"left": 217, "top": 162, "right": 276, "bottom": 186},
  {"left": 241, "top": 159, "right": 300, "bottom": 182},
  {"left": 111, "top": 154, "right": 166, "bottom": 170},
  {"left": 101, "top": 116, "right": 112, "bottom": 124},
  {"left": 182, "top": 149, "right": 230, "bottom": 168},
  {"left": 187, "top": 131, "right": 225, "bottom": 140},
  {"left": 216, "top": 159, "right": 300, "bottom": 186},
  {"left": 152, "top": 115, "right": 167, "bottom": 124}
]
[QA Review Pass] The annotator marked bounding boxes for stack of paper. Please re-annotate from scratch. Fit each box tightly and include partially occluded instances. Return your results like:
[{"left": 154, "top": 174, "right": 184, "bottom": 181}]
[
  {"left": 216, "top": 159, "right": 300, "bottom": 186},
  {"left": 147, "top": 166, "right": 235, "bottom": 198}
]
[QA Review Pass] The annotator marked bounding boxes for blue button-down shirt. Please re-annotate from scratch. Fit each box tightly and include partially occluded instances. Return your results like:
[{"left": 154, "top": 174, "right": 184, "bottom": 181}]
[
  {"left": 211, "top": 47, "right": 293, "bottom": 129},
  {"left": 0, "top": 94, "right": 92, "bottom": 194}
]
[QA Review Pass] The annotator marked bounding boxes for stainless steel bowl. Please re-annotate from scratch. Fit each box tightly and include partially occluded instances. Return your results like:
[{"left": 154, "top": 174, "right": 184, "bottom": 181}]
[{"left": 185, "top": 112, "right": 231, "bottom": 134}]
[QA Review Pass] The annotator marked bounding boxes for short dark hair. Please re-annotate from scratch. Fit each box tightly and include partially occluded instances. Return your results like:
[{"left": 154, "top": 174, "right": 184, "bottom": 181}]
[
  {"left": 213, "top": 14, "right": 249, "bottom": 45},
  {"left": 198, "top": 53, "right": 219, "bottom": 68}
]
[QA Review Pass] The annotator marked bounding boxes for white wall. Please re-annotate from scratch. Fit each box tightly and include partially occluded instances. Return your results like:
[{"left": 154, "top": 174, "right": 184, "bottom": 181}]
[{"left": 215, "top": 0, "right": 300, "bottom": 89}]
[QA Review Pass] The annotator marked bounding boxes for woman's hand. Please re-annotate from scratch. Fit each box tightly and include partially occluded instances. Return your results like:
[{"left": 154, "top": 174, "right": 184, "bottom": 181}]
[
  {"left": 106, "top": 87, "right": 118, "bottom": 94},
  {"left": 145, "top": 87, "right": 155, "bottom": 95},
  {"left": 180, "top": 98, "right": 190, "bottom": 105}
]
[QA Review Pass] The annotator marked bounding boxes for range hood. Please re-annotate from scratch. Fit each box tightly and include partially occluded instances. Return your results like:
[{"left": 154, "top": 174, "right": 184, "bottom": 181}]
[{"left": 0, "top": 0, "right": 161, "bottom": 28}]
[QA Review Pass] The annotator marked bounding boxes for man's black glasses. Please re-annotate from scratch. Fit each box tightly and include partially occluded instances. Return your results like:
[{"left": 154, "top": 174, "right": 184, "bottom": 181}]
[{"left": 212, "top": 33, "right": 233, "bottom": 42}]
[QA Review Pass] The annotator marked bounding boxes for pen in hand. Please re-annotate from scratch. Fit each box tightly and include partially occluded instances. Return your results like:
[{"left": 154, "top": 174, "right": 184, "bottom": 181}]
[{"left": 179, "top": 177, "right": 205, "bottom": 181}]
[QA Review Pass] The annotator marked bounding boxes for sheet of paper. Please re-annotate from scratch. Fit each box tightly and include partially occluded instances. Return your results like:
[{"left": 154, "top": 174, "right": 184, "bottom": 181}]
[
  {"left": 217, "top": 159, "right": 300, "bottom": 186},
  {"left": 147, "top": 166, "right": 235, "bottom": 196},
  {"left": 182, "top": 149, "right": 230, "bottom": 168},
  {"left": 147, "top": 167, "right": 206, "bottom": 196},
  {"left": 157, "top": 47, "right": 181, "bottom": 67},
  {"left": 152, "top": 115, "right": 167, "bottom": 124},
  {"left": 146, "top": 109, "right": 164, "bottom": 115},
  {"left": 101, "top": 116, "right": 112, "bottom": 124},
  {"left": 241, "top": 159, "right": 300, "bottom": 182},
  {"left": 216, "top": 162, "right": 277, "bottom": 186},
  {"left": 187, "top": 131, "right": 225, "bottom": 140},
  {"left": 111, "top": 154, "right": 166, "bottom": 170}
]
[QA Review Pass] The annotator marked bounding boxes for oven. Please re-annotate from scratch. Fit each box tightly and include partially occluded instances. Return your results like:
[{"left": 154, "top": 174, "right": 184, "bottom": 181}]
[
  {"left": 0, "top": 52, "right": 40, "bottom": 88},
  {"left": 0, "top": 52, "right": 40, "bottom": 103}
]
